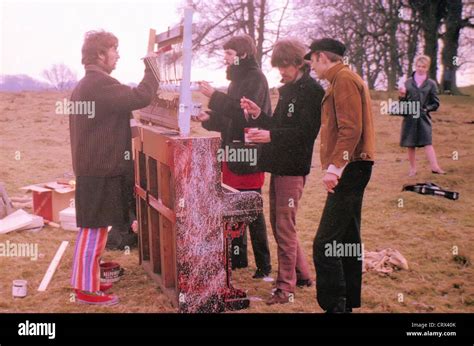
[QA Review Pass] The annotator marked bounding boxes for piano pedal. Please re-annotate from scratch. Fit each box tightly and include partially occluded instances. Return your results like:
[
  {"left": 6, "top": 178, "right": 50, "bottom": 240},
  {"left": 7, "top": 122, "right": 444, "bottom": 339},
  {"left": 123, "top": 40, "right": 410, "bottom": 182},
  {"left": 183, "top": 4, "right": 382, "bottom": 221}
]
[{"left": 224, "top": 287, "right": 250, "bottom": 311}]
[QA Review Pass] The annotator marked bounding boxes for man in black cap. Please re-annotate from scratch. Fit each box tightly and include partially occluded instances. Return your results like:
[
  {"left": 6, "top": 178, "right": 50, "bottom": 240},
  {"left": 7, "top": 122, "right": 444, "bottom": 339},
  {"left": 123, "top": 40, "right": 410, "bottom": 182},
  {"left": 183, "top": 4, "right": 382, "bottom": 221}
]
[{"left": 306, "top": 38, "right": 376, "bottom": 313}]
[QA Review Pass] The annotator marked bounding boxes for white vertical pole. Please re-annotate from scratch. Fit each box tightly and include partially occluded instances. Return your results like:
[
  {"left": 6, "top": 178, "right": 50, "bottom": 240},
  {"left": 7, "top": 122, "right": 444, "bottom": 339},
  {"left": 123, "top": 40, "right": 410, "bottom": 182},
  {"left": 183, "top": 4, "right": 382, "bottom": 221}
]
[{"left": 179, "top": 7, "right": 193, "bottom": 137}]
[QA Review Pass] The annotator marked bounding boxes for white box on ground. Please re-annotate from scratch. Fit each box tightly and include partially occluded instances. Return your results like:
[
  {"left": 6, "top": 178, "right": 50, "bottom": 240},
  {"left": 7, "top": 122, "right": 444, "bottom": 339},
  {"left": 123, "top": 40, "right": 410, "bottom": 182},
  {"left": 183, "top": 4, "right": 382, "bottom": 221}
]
[{"left": 59, "top": 207, "right": 79, "bottom": 231}]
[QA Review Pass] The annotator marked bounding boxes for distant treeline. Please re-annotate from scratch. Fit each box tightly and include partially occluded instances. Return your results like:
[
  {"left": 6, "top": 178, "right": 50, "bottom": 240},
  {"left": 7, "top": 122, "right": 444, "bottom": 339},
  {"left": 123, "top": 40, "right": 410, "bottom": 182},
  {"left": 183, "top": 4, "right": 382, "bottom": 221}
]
[{"left": 0, "top": 75, "right": 59, "bottom": 92}]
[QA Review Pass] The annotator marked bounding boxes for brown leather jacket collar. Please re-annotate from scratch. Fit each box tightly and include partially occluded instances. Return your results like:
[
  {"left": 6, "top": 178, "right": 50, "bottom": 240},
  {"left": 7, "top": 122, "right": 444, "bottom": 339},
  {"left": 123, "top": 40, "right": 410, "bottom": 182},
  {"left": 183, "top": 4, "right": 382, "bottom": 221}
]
[{"left": 323, "top": 62, "right": 346, "bottom": 83}]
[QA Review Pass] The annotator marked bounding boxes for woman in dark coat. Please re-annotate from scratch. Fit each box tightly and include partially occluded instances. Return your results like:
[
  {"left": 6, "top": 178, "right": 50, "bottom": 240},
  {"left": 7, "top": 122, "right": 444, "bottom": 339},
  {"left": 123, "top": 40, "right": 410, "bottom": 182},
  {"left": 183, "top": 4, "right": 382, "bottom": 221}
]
[
  {"left": 399, "top": 55, "right": 445, "bottom": 176},
  {"left": 195, "top": 35, "right": 273, "bottom": 279}
]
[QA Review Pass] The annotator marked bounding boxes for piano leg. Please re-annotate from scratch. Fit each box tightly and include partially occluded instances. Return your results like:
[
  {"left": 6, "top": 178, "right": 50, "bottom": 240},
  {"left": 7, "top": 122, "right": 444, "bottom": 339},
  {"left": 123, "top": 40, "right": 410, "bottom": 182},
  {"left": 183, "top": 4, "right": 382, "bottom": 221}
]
[{"left": 223, "top": 222, "right": 250, "bottom": 311}]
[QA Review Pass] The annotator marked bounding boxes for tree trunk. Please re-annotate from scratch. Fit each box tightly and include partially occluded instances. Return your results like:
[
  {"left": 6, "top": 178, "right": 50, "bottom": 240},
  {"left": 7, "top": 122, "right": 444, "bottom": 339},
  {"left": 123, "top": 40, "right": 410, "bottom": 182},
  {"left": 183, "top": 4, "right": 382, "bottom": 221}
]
[
  {"left": 440, "top": 0, "right": 463, "bottom": 94},
  {"left": 406, "top": 12, "right": 421, "bottom": 76},
  {"left": 256, "top": 0, "right": 266, "bottom": 66},
  {"left": 385, "top": 0, "right": 401, "bottom": 91},
  {"left": 247, "top": 0, "right": 256, "bottom": 43},
  {"left": 388, "top": 16, "right": 399, "bottom": 89},
  {"left": 410, "top": 0, "right": 446, "bottom": 81}
]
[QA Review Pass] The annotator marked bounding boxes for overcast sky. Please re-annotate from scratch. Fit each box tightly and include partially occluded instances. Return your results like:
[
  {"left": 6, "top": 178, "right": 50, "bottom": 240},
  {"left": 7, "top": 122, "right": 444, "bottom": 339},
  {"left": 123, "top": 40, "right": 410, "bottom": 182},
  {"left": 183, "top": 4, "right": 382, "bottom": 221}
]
[
  {"left": 0, "top": 0, "right": 283, "bottom": 87},
  {"left": 1, "top": 0, "right": 472, "bottom": 88}
]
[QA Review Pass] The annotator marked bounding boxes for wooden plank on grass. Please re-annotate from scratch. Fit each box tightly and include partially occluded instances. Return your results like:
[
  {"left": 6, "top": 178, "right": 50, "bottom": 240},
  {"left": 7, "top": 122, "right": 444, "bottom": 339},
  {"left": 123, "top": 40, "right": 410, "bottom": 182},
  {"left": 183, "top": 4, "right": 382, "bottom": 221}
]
[{"left": 37, "top": 241, "right": 69, "bottom": 292}]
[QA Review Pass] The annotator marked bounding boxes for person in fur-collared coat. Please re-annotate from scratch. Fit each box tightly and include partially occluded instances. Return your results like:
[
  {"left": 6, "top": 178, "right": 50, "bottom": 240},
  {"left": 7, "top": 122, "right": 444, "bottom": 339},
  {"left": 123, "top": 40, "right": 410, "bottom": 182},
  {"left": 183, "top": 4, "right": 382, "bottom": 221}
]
[{"left": 399, "top": 55, "right": 445, "bottom": 176}]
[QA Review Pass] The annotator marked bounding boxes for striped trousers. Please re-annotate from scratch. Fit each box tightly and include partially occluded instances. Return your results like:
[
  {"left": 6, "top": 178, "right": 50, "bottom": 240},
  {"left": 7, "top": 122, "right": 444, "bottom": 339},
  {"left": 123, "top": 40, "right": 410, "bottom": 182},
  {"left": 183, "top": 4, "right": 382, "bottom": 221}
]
[{"left": 71, "top": 227, "right": 108, "bottom": 292}]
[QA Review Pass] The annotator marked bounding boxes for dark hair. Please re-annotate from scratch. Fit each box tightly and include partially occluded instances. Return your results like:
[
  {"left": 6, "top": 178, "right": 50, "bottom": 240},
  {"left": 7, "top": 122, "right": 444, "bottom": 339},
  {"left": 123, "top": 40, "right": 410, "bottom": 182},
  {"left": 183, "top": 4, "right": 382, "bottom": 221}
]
[
  {"left": 223, "top": 35, "right": 257, "bottom": 58},
  {"left": 81, "top": 30, "right": 118, "bottom": 65},
  {"left": 271, "top": 39, "right": 306, "bottom": 67}
]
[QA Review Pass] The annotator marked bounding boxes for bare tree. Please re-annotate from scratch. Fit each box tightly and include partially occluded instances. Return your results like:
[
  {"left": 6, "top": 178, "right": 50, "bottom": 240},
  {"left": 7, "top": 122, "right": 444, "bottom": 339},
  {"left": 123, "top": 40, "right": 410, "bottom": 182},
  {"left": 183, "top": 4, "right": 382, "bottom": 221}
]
[
  {"left": 398, "top": 1, "right": 422, "bottom": 76},
  {"left": 301, "top": 0, "right": 404, "bottom": 90},
  {"left": 454, "top": 28, "right": 474, "bottom": 90},
  {"left": 408, "top": 0, "right": 447, "bottom": 80},
  {"left": 405, "top": 0, "right": 473, "bottom": 93},
  {"left": 189, "top": 0, "right": 294, "bottom": 66},
  {"left": 439, "top": 0, "right": 474, "bottom": 94},
  {"left": 42, "top": 63, "right": 77, "bottom": 91},
  {"left": 188, "top": 0, "right": 473, "bottom": 92},
  {"left": 378, "top": 0, "right": 404, "bottom": 91}
]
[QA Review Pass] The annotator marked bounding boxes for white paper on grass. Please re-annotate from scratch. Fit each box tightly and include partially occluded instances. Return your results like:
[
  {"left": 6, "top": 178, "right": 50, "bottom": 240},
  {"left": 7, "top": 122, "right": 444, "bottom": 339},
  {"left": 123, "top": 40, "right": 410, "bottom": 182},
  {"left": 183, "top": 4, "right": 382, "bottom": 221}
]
[
  {"left": 0, "top": 209, "right": 34, "bottom": 234},
  {"left": 22, "top": 214, "right": 44, "bottom": 233}
]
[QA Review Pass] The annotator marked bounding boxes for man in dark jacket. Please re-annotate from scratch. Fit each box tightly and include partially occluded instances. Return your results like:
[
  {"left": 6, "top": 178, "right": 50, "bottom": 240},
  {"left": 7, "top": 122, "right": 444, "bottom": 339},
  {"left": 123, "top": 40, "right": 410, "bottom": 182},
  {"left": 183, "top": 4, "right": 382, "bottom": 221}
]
[
  {"left": 196, "top": 35, "right": 273, "bottom": 279},
  {"left": 69, "top": 30, "right": 158, "bottom": 305},
  {"left": 241, "top": 39, "right": 324, "bottom": 304}
]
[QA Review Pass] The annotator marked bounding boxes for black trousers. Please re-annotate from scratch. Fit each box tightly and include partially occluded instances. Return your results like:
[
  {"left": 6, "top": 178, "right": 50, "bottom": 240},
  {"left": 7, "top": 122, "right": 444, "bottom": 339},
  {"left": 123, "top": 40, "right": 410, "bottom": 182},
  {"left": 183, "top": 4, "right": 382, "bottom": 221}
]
[
  {"left": 313, "top": 161, "right": 373, "bottom": 311},
  {"left": 104, "top": 170, "right": 138, "bottom": 250},
  {"left": 231, "top": 188, "right": 272, "bottom": 272}
]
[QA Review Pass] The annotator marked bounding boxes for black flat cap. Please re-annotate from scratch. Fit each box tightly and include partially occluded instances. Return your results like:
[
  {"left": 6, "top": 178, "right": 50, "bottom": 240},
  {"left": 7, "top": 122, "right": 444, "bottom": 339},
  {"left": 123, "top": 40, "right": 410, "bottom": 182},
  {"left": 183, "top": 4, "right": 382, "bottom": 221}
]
[{"left": 304, "top": 38, "right": 346, "bottom": 60}]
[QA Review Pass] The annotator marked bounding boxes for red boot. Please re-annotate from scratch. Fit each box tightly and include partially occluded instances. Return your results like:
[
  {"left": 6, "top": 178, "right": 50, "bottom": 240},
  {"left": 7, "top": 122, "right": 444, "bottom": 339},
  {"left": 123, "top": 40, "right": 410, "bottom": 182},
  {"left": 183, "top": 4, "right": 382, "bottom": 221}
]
[
  {"left": 100, "top": 283, "right": 113, "bottom": 292},
  {"left": 74, "top": 289, "right": 119, "bottom": 306}
]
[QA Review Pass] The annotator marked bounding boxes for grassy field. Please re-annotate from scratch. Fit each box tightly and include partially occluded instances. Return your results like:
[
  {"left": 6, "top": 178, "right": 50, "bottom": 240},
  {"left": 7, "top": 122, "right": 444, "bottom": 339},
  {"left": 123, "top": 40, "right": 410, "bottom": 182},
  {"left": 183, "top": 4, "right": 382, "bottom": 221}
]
[{"left": 0, "top": 85, "right": 473, "bottom": 313}]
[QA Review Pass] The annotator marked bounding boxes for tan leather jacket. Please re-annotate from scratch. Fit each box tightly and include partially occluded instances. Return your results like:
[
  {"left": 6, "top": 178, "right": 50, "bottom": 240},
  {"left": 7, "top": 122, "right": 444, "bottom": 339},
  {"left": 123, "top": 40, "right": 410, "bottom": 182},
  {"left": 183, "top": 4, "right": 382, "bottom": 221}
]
[{"left": 320, "top": 63, "right": 375, "bottom": 170}]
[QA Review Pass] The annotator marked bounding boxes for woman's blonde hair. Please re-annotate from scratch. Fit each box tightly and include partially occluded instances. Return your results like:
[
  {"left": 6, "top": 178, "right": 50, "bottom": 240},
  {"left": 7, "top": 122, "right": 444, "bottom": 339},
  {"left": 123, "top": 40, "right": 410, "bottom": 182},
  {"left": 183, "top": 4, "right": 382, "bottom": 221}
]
[{"left": 414, "top": 55, "right": 431, "bottom": 67}]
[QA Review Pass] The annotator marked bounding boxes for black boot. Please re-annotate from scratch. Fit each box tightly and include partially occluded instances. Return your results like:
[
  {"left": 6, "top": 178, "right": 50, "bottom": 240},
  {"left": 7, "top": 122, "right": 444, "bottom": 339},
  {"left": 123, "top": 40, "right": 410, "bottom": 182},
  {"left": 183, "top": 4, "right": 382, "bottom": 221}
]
[
  {"left": 325, "top": 297, "right": 347, "bottom": 313},
  {"left": 296, "top": 278, "right": 313, "bottom": 288},
  {"left": 252, "top": 268, "right": 271, "bottom": 279}
]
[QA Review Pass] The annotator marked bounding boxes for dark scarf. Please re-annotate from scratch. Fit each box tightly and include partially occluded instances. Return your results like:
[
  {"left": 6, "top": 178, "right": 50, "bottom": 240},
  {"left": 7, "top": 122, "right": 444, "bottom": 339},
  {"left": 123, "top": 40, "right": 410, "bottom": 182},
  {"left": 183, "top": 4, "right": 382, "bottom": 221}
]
[{"left": 226, "top": 56, "right": 260, "bottom": 81}]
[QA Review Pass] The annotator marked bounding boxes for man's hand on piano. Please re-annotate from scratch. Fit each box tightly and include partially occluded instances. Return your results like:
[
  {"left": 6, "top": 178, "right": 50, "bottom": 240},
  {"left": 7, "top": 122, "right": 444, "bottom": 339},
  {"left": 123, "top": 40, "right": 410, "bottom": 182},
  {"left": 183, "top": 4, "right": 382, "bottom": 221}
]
[
  {"left": 191, "top": 111, "right": 210, "bottom": 122},
  {"left": 143, "top": 52, "right": 158, "bottom": 66}
]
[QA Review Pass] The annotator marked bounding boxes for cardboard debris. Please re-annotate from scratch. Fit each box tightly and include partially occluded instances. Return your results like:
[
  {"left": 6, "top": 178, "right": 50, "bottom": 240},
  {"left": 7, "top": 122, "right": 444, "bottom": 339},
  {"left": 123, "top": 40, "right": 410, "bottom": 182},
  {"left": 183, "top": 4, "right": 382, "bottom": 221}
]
[
  {"left": 11, "top": 196, "right": 33, "bottom": 203},
  {"left": 0, "top": 209, "right": 44, "bottom": 234},
  {"left": 11, "top": 194, "right": 33, "bottom": 210},
  {"left": 23, "top": 213, "right": 44, "bottom": 233},
  {"left": 0, "top": 182, "right": 15, "bottom": 219},
  {"left": 12, "top": 201, "right": 33, "bottom": 210},
  {"left": 21, "top": 181, "right": 75, "bottom": 223}
]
